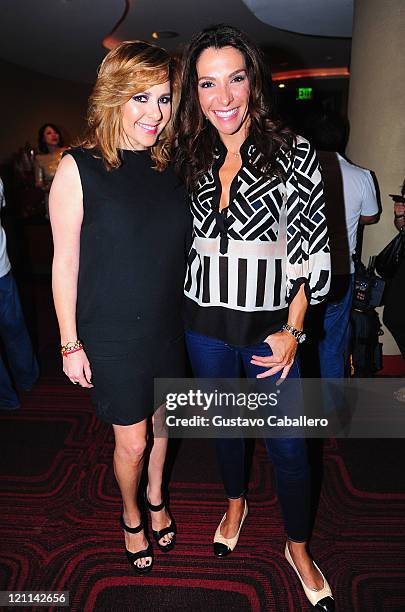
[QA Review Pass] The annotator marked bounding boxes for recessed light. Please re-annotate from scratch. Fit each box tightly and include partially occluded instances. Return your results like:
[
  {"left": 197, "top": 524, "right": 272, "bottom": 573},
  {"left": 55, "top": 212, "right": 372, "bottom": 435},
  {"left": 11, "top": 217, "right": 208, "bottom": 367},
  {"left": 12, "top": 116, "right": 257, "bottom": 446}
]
[
  {"left": 278, "top": 83, "right": 286, "bottom": 89},
  {"left": 152, "top": 31, "right": 179, "bottom": 40}
]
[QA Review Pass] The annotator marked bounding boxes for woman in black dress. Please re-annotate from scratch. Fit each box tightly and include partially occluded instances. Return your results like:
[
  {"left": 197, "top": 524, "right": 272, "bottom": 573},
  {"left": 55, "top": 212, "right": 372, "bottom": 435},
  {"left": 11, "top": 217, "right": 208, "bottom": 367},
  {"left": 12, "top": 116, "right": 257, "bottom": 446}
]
[{"left": 50, "top": 41, "right": 190, "bottom": 573}]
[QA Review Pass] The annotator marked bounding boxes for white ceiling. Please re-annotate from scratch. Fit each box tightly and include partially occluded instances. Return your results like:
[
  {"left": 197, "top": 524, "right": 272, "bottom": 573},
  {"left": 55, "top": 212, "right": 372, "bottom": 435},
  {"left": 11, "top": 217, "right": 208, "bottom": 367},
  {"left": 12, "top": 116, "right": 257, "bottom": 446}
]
[
  {"left": 242, "top": 0, "right": 353, "bottom": 37},
  {"left": 0, "top": 0, "right": 125, "bottom": 83},
  {"left": 0, "top": 0, "right": 352, "bottom": 84}
]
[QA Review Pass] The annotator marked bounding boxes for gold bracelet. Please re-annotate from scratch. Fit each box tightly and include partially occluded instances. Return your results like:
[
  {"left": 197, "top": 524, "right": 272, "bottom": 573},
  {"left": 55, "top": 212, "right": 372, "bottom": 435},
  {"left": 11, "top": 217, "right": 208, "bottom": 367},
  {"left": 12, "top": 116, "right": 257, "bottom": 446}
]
[{"left": 60, "top": 339, "right": 83, "bottom": 356}]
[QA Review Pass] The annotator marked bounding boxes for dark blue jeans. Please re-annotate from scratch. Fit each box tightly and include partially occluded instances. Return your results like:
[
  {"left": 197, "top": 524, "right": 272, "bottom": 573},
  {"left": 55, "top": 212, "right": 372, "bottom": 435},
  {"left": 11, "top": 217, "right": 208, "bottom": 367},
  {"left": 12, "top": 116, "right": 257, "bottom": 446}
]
[
  {"left": 319, "top": 273, "right": 355, "bottom": 378},
  {"left": 0, "top": 272, "right": 39, "bottom": 408},
  {"left": 185, "top": 329, "right": 311, "bottom": 542}
]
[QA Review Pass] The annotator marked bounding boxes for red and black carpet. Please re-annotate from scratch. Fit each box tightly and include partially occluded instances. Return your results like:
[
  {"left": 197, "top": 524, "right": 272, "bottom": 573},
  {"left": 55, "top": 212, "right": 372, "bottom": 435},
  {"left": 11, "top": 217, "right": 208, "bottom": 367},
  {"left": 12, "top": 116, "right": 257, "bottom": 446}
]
[
  {"left": 1, "top": 274, "right": 404, "bottom": 611},
  {"left": 1, "top": 375, "right": 405, "bottom": 612}
]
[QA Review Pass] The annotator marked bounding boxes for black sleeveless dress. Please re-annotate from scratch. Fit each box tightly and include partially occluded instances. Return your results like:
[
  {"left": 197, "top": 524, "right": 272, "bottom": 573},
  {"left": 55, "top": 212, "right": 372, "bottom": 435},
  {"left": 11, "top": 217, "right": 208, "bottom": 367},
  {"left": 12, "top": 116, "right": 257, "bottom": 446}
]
[{"left": 64, "top": 147, "right": 191, "bottom": 425}]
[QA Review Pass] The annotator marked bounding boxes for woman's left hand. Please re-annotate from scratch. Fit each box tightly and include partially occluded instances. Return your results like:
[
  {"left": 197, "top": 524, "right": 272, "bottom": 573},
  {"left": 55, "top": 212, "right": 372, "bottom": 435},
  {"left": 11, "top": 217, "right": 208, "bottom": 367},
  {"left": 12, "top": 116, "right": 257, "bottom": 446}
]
[{"left": 251, "top": 331, "right": 298, "bottom": 380}]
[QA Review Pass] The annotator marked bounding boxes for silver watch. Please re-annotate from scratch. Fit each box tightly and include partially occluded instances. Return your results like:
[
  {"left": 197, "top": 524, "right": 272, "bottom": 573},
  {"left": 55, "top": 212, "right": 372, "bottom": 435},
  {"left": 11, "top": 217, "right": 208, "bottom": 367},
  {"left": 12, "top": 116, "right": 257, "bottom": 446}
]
[{"left": 282, "top": 323, "right": 306, "bottom": 344}]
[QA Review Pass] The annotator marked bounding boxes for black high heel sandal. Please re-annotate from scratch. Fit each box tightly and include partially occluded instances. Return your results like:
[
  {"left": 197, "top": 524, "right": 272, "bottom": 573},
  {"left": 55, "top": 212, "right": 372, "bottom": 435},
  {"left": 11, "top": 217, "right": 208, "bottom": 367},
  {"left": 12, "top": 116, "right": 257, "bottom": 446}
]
[
  {"left": 145, "top": 497, "right": 177, "bottom": 552},
  {"left": 120, "top": 514, "right": 154, "bottom": 574}
]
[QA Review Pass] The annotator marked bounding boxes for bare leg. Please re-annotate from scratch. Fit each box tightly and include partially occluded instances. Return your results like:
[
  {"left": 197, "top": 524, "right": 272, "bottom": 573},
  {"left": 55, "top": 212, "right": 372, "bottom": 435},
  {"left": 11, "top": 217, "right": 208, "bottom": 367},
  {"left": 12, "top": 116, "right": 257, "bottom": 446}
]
[
  {"left": 113, "top": 420, "right": 151, "bottom": 569},
  {"left": 147, "top": 405, "right": 174, "bottom": 546},
  {"left": 288, "top": 540, "right": 324, "bottom": 590}
]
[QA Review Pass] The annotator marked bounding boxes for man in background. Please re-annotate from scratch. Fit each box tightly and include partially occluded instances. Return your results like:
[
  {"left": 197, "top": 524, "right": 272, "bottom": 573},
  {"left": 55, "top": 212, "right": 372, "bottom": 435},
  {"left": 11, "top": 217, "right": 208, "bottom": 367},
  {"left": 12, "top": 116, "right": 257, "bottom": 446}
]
[
  {"left": 0, "top": 178, "right": 38, "bottom": 409},
  {"left": 303, "top": 111, "right": 380, "bottom": 378}
]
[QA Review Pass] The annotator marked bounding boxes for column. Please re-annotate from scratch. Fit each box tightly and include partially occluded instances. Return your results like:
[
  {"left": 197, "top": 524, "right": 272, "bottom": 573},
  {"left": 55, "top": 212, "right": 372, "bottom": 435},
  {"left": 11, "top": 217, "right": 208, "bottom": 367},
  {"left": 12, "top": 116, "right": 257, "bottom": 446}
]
[{"left": 347, "top": 0, "right": 405, "bottom": 355}]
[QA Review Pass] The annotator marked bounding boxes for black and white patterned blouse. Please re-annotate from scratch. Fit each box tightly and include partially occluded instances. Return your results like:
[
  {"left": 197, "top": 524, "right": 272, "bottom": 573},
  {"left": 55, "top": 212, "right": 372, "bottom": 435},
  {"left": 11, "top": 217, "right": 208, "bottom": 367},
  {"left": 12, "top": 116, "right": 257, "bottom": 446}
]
[{"left": 184, "top": 135, "right": 331, "bottom": 346}]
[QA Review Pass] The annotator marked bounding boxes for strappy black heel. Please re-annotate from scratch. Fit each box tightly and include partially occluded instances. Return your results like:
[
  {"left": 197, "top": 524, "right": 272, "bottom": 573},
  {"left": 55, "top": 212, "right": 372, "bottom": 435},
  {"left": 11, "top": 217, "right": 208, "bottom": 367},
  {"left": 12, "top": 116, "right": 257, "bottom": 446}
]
[
  {"left": 146, "top": 497, "right": 177, "bottom": 552},
  {"left": 120, "top": 514, "right": 153, "bottom": 574}
]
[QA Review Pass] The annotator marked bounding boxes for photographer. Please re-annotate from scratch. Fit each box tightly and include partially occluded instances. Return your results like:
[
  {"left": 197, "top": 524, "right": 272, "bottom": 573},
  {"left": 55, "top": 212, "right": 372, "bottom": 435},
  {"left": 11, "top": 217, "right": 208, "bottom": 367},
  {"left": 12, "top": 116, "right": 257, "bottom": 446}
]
[{"left": 382, "top": 180, "right": 405, "bottom": 400}]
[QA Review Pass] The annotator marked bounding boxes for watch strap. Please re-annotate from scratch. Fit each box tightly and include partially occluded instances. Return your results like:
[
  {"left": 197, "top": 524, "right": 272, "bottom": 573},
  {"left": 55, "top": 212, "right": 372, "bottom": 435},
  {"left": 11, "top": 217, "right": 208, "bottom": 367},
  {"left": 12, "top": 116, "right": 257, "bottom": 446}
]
[{"left": 282, "top": 323, "right": 306, "bottom": 343}]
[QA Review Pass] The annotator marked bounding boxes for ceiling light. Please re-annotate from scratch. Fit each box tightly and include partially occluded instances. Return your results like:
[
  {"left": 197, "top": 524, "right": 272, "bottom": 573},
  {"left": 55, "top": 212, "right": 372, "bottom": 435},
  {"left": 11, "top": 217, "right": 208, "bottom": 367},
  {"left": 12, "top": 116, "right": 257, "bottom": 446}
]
[
  {"left": 152, "top": 31, "right": 179, "bottom": 40},
  {"left": 278, "top": 83, "right": 286, "bottom": 89},
  {"left": 272, "top": 67, "right": 349, "bottom": 81}
]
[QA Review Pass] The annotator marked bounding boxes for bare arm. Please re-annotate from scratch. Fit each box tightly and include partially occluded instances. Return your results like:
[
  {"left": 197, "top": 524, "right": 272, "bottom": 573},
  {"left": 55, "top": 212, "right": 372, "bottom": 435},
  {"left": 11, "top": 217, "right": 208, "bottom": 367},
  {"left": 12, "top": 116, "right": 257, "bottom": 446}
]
[{"left": 49, "top": 154, "right": 93, "bottom": 388}]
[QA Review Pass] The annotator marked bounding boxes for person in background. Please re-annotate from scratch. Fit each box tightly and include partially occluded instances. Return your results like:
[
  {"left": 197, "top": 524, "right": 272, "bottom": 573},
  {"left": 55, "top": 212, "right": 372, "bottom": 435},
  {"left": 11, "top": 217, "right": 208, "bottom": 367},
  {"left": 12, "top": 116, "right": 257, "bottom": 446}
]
[
  {"left": 35, "top": 123, "right": 67, "bottom": 217},
  {"left": 383, "top": 180, "right": 405, "bottom": 401},
  {"left": 175, "top": 24, "right": 333, "bottom": 612},
  {"left": 50, "top": 41, "right": 190, "bottom": 574},
  {"left": 0, "top": 178, "right": 39, "bottom": 409},
  {"left": 302, "top": 110, "right": 379, "bottom": 378}
]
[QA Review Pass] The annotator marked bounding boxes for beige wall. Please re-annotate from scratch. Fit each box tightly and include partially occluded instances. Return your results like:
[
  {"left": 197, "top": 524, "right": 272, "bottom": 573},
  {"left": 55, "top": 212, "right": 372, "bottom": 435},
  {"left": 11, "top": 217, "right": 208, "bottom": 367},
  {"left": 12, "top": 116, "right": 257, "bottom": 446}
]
[
  {"left": 347, "top": 0, "right": 405, "bottom": 355},
  {"left": 0, "top": 58, "right": 92, "bottom": 163}
]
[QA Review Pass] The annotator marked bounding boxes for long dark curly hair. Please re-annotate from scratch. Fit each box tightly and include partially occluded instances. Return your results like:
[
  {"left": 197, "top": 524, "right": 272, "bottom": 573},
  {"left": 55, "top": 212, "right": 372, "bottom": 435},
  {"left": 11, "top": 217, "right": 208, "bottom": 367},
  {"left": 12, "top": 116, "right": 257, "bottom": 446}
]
[{"left": 174, "top": 24, "right": 295, "bottom": 191}]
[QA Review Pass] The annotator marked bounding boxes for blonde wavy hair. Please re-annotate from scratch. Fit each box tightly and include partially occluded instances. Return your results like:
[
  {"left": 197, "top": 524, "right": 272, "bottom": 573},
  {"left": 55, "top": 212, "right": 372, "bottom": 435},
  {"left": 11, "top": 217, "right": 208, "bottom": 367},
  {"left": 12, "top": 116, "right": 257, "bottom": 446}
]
[{"left": 80, "top": 40, "right": 177, "bottom": 171}]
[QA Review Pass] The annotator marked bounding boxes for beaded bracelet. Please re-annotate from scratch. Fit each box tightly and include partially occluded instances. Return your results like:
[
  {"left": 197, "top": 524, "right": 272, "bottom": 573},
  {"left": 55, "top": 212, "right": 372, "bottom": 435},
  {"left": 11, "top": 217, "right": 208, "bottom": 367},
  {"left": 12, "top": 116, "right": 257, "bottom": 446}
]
[
  {"left": 62, "top": 347, "right": 84, "bottom": 358},
  {"left": 61, "top": 339, "right": 83, "bottom": 357}
]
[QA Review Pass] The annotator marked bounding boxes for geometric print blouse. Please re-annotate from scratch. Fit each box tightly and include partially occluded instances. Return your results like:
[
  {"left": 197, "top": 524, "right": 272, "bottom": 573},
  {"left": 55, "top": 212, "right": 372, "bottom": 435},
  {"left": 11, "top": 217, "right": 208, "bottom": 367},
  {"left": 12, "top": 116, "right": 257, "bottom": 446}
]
[{"left": 184, "top": 134, "right": 331, "bottom": 346}]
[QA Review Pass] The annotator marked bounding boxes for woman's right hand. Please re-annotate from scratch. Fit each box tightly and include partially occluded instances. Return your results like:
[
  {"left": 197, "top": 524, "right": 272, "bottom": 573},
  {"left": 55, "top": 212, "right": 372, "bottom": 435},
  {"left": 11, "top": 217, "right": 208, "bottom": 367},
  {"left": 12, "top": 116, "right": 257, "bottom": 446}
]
[{"left": 63, "top": 350, "right": 93, "bottom": 388}]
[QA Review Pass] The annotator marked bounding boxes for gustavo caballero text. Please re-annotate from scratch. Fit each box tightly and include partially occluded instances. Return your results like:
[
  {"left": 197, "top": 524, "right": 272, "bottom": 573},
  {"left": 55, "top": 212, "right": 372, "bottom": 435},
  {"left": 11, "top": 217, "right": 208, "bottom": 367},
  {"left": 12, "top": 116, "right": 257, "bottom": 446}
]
[{"left": 165, "top": 415, "right": 328, "bottom": 428}]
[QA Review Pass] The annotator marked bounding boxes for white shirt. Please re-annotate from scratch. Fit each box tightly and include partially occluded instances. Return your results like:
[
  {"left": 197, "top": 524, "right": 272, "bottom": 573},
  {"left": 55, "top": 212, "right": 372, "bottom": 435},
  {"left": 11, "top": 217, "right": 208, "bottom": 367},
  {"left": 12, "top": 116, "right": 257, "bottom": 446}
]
[
  {"left": 0, "top": 179, "right": 11, "bottom": 278},
  {"left": 318, "top": 151, "right": 379, "bottom": 274},
  {"left": 338, "top": 153, "right": 379, "bottom": 262}
]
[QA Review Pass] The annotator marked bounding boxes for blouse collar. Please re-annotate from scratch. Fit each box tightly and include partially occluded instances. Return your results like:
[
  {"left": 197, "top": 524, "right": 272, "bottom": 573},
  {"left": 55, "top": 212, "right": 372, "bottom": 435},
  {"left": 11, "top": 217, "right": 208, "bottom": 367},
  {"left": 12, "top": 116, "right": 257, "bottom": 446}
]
[{"left": 213, "top": 133, "right": 256, "bottom": 165}]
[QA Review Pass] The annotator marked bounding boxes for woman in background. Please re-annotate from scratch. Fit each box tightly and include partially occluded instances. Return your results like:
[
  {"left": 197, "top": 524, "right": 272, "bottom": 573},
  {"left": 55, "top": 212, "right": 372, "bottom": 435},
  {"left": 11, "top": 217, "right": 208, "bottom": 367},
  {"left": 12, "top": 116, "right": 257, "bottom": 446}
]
[
  {"left": 35, "top": 123, "right": 67, "bottom": 217},
  {"left": 175, "top": 24, "right": 333, "bottom": 611},
  {"left": 50, "top": 41, "right": 190, "bottom": 574}
]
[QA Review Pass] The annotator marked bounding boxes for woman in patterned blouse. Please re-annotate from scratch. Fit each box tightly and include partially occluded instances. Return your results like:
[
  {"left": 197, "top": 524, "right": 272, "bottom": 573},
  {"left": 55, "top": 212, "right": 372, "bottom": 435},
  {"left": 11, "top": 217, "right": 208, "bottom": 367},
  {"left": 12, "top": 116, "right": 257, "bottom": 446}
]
[{"left": 175, "top": 24, "right": 334, "bottom": 611}]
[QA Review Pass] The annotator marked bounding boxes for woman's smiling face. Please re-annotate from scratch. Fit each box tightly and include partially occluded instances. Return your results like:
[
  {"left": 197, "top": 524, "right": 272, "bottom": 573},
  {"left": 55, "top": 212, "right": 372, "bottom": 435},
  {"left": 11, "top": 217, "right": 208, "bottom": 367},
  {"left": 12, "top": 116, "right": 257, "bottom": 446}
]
[
  {"left": 196, "top": 46, "right": 250, "bottom": 138},
  {"left": 120, "top": 81, "right": 172, "bottom": 150}
]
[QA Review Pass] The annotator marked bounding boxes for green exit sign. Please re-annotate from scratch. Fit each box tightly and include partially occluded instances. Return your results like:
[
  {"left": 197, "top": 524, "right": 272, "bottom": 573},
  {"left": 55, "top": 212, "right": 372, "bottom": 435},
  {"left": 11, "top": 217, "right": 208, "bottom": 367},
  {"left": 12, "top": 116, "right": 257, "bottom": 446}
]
[{"left": 297, "top": 87, "right": 313, "bottom": 100}]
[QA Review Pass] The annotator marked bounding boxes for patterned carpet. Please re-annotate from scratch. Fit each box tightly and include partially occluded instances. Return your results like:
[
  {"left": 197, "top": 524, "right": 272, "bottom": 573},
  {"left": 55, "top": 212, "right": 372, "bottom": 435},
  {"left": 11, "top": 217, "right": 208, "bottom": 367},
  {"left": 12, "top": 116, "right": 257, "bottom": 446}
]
[
  {"left": 1, "top": 375, "right": 405, "bottom": 612},
  {"left": 0, "top": 272, "right": 404, "bottom": 611}
]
